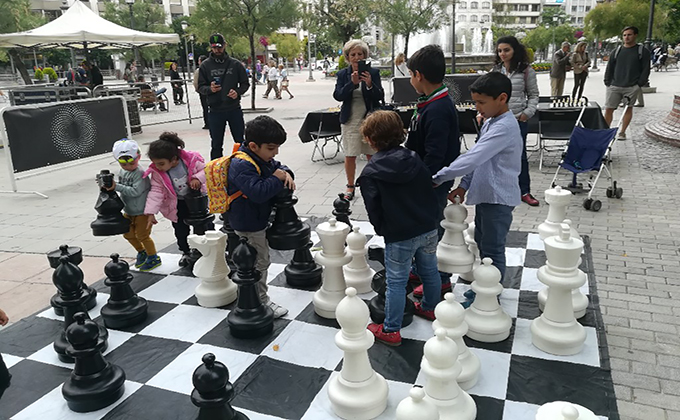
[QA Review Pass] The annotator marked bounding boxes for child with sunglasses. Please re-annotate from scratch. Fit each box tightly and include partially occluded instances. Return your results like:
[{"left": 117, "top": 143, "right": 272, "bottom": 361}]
[{"left": 108, "top": 138, "right": 161, "bottom": 271}]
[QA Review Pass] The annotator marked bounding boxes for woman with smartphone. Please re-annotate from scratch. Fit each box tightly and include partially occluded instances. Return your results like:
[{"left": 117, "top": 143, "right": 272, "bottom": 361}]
[{"left": 333, "top": 39, "right": 385, "bottom": 200}]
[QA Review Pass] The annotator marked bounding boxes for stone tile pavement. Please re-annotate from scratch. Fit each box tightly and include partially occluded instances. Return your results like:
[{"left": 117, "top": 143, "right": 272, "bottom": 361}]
[{"left": 1, "top": 66, "right": 679, "bottom": 419}]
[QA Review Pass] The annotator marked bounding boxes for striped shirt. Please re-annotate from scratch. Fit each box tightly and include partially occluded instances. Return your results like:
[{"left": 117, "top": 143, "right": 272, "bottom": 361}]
[{"left": 432, "top": 110, "right": 522, "bottom": 206}]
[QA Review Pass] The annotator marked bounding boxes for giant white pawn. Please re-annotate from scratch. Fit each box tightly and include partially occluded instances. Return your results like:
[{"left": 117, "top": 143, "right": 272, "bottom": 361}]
[
  {"left": 437, "top": 197, "right": 474, "bottom": 274},
  {"left": 458, "top": 223, "right": 479, "bottom": 282},
  {"left": 465, "top": 258, "right": 512, "bottom": 342},
  {"left": 343, "top": 227, "right": 375, "bottom": 294},
  {"left": 189, "top": 230, "right": 237, "bottom": 308},
  {"left": 535, "top": 401, "right": 598, "bottom": 420},
  {"left": 328, "top": 287, "right": 388, "bottom": 419},
  {"left": 421, "top": 329, "right": 476, "bottom": 420},
  {"left": 538, "top": 220, "right": 587, "bottom": 319},
  {"left": 538, "top": 186, "right": 580, "bottom": 241},
  {"left": 433, "top": 293, "right": 480, "bottom": 390},
  {"left": 531, "top": 224, "right": 587, "bottom": 356},
  {"left": 396, "top": 387, "right": 440, "bottom": 420},
  {"left": 313, "top": 218, "right": 352, "bottom": 319}
]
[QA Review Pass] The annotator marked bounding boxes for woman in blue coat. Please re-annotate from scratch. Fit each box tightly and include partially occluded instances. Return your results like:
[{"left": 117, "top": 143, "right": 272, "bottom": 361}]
[{"left": 333, "top": 39, "right": 385, "bottom": 200}]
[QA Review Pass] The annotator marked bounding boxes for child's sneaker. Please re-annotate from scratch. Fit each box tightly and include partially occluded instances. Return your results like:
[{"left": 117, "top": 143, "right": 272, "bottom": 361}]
[
  {"left": 266, "top": 301, "right": 289, "bottom": 318},
  {"left": 463, "top": 289, "right": 476, "bottom": 300},
  {"left": 408, "top": 272, "right": 421, "bottom": 284},
  {"left": 135, "top": 250, "right": 148, "bottom": 268},
  {"left": 413, "top": 282, "right": 452, "bottom": 298},
  {"left": 178, "top": 252, "right": 191, "bottom": 267},
  {"left": 139, "top": 254, "right": 162, "bottom": 272},
  {"left": 368, "top": 323, "right": 402, "bottom": 346},
  {"left": 414, "top": 302, "right": 436, "bottom": 321}
]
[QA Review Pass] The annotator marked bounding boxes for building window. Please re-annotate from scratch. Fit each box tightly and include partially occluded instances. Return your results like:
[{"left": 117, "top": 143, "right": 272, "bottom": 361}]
[
  {"left": 471, "top": 1, "right": 478, "bottom": 9},
  {"left": 459, "top": 14, "right": 467, "bottom": 21},
  {"left": 518, "top": 4, "right": 528, "bottom": 11},
  {"left": 459, "top": 1, "right": 467, "bottom": 8},
  {"left": 571, "top": 16, "right": 576, "bottom": 23},
  {"left": 481, "top": 14, "right": 490, "bottom": 22},
  {"left": 586, "top": 6, "right": 591, "bottom": 11},
  {"left": 571, "top": 5, "right": 577, "bottom": 12},
  {"left": 531, "top": 16, "right": 537, "bottom": 23},
  {"left": 577, "top": 17, "right": 583, "bottom": 24},
  {"left": 532, "top": 4, "right": 540, "bottom": 11},
  {"left": 482, "top": 1, "right": 490, "bottom": 8},
  {"left": 578, "top": 5, "right": 584, "bottom": 12},
  {"left": 471, "top": 15, "right": 479, "bottom": 22}
]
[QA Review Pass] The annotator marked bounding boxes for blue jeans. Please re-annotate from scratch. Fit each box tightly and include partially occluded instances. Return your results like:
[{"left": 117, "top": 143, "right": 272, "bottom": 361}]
[
  {"left": 208, "top": 108, "right": 245, "bottom": 160},
  {"left": 384, "top": 230, "right": 441, "bottom": 332},
  {"left": 518, "top": 120, "right": 531, "bottom": 195},
  {"left": 474, "top": 203, "right": 514, "bottom": 284}
]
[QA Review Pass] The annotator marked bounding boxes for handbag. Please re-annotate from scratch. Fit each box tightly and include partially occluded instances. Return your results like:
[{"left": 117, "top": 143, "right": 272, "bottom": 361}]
[{"left": 281, "top": 79, "right": 289, "bottom": 87}]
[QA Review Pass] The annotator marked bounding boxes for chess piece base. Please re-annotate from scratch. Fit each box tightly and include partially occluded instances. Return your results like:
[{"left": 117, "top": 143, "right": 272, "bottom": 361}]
[
  {"left": 328, "top": 371, "right": 388, "bottom": 420},
  {"left": 285, "top": 263, "right": 323, "bottom": 289},
  {"left": 90, "top": 215, "right": 131, "bottom": 237},
  {"left": 313, "top": 289, "right": 345, "bottom": 319},
  {"left": 531, "top": 315, "right": 586, "bottom": 356},
  {"left": 424, "top": 391, "right": 476, "bottom": 420},
  {"left": 195, "top": 280, "right": 238, "bottom": 308},
  {"left": 227, "top": 308, "right": 274, "bottom": 339},
  {"left": 436, "top": 246, "right": 474, "bottom": 275},
  {"left": 457, "top": 350, "right": 481, "bottom": 390},
  {"left": 100, "top": 297, "right": 148, "bottom": 329},
  {"left": 465, "top": 308, "right": 511, "bottom": 343},
  {"left": 197, "top": 407, "right": 250, "bottom": 420},
  {"left": 538, "top": 287, "right": 588, "bottom": 319},
  {"left": 62, "top": 364, "right": 125, "bottom": 413},
  {"left": 368, "top": 295, "right": 414, "bottom": 328},
  {"left": 52, "top": 287, "right": 97, "bottom": 317}
]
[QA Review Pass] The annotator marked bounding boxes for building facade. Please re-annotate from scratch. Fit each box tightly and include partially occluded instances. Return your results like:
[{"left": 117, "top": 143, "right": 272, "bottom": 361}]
[
  {"left": 30, "top": 0, "right": 195, "bottom": 24},
  {"left": 492, "top": 0, "right": 542, "bottom": 30}
]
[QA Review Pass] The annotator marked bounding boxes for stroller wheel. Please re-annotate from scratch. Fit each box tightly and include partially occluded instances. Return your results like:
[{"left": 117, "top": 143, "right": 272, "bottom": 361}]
[
  {"left": 591, "top": 200, "right": 602, "bottom": 212},
  {"left": 615, "top": 187, "right": 623, "bottom": 199},
  {"left": 583, "top": 198, "right": 593, "bottom": 210},
  {"left": 606, "top": 187, "right": 614, "bottom": 198}
]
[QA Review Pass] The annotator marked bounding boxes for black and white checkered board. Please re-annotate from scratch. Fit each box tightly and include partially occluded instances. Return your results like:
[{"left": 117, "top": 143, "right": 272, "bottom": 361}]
[{"left": 0, "top": 217, "right": 619, "bottom": 420}]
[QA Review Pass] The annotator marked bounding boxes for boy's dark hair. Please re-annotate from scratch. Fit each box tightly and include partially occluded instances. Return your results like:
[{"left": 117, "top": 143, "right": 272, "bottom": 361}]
[
  {"left": 622, "top": 26, "right": 639, "bottom": 35},
  {"left": 360, "top": 111, "right": 406, "bottom": 151},
  {"left": 469, "top": 72, "right": 512, "bottom": 102},
  {"left": 148, "top": 131, "right": 185, "bottom": 160},
  {"left": 407, "top": 44, "right": 445, "bottom": 84},
  {"left": 494, "top": 36, "right": 530, "bottom": 73},
  {"left": 245, "top": 115, "right": 287, "bottom": 146}
]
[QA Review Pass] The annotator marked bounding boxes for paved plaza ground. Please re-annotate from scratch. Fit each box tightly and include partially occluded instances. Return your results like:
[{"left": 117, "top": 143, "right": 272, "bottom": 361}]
[{"left": 1, "top": 66, "right": 679, "bottom": 419}]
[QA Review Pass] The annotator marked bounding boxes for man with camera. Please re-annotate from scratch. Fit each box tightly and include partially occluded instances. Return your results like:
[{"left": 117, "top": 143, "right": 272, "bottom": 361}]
[{"left": 197, "top": 33, "right": 250, "bottom": 160}]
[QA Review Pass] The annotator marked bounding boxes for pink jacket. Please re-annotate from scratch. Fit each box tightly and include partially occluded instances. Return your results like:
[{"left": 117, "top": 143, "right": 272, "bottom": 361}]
[{"left": 143, "top": 149, "right": 207, "bottom": 222}]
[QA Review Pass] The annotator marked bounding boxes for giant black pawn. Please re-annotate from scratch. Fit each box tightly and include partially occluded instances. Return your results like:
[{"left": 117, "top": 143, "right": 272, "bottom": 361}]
[
  {"left": 285, "top": 241, "right": 323, "bottom": 289},
  {"left": 227, "top": 238, "right": 274, "bottom": 338},
  {"left": 219, "top": 212, "right": 239, "bottom": 274},
  {"left": 266, "top": 188, "right": 310, "bottom": 250},
  {"left": 366, "top": 246, "right": 415, "bottom": 328},
  {"left": 191, "top": 353, "right": 249, "bottom": 420},
  {"left": 47, "top": 244, "right": 97, "bottom": 317},
  {"left": 184, "top": 189, "right": 216, "bottom": 268},
  {"left": 100, "top": 253, "right": 148, "bottom": 329},
  {"left": 91, "top": 170, "right": 131, "bottom": 236},
  {"left": 53, "top": 256, "right": 109, "bottom": 363},
  {"left": 62, "top": 312, "right": 126, "bottom": 413},
  {"left": 332, "top": 193, "right": 352, "bottom": 228}
]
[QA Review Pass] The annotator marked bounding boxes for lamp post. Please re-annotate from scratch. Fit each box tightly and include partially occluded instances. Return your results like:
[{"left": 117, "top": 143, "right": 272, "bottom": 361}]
[
  {"left": 644, "top": 0, "right": 656, "bottom": 53},
  {"left": 307, "top": 34, "right": 315, "bottom": 82},
  {"left": 451, "top": 1, "right": 456, "bottom": 74},
  {"left": 552, "top": 16, "right": 558, "bottom": 51},
  {"left": 125, "top": 0, "right": 141, "bottom": 79},
  {"left": 181, "top": 21, "right": 191, "bottom": 78}
]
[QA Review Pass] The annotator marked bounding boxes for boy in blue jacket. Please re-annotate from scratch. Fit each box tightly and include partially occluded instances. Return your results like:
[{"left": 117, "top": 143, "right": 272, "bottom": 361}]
[
  {"left": 227, "top": 116, "right": 295, "bottom": 318},
  {"left": 405, "top": 45, "right": 461, "bottom": 298},
  {"left": 358, "top": 111, "right": 441, "bottom": 346}
]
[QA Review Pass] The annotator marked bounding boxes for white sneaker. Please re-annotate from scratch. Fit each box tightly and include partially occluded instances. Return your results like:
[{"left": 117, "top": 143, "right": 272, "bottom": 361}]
[
  {"left": 617, "top": 132, "right": 627, "bottom": 140},
  {"left": 267, "top": 301, "right": 289, "bottom": 318}
]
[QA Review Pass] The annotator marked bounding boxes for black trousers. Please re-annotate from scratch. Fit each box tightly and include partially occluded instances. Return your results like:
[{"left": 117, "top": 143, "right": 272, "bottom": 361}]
[
  {"left": 572, "top": 72, "right": 588, "bottom": 101},
  {"left": 172, "top": 199, "right": 215, "bottom": 253},
  {"left": 0, "top": 353, "right": 11, "bottom": 400},
  {"left": 172, "top": 84, "right": 184, "bottom": 103},
  {"left": 200, "top": 94, "right": 209, "bottom": 127}
]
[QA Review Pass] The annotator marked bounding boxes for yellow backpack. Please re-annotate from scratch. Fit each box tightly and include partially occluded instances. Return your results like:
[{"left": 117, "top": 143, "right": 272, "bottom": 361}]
[{"left": 205, "top": 151, "right": 260, "bottom": 214}]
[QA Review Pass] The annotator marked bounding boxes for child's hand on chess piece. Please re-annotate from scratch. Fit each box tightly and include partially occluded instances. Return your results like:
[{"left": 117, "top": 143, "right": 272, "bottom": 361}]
[
  {"left": 189, "top": 178, "right": 201, "bottom": 190},
  {"left": 274, "top": 169, "right": 296, "bottom": 190},
  {"left": 105, "top": 180, "right": 116, "bottom": 191},
  {"left": 0, "top": 308, "right": 9, "bottom": 326},
  {"left": 518, "top": 113, "right": 529, "bottom": 122},
  {"left": 448, "top": 187, "right": 466, "bottom": 204},
  {"left": 146, "top": 214, "right": 158, "bottom": 230}
]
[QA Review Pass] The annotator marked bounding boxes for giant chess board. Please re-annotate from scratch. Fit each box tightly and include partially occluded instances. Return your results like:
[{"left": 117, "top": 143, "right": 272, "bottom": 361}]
[{"left": 0, "top": 217, "right": 619, "bottom": 420}]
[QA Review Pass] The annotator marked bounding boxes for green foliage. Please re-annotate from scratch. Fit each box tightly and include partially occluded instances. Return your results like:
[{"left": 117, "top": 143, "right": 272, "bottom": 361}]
[
  {"left": 316, "top": 51, "right": 324, "bottom": 60},
  {"left": 490, "top": 24, "right": 516, "bottom": 44},
  {"left": 43, "top": 67, "right": 58, "bottom": 81},
  {"left": 662, "top": 0, "right": 680, "bottom": 43},
  {"left": 303, "top": 0, "right": 372, "bottom": 44},
  {"left": 377, "top": 0, "right": 449, "bottom": 57},
  {"left": 0, "top": 0, "right": 45, "bottom": 34},
  {"left": 526, "top": 47, "right": 535, "bottom": 63},
  {"left": 584, "top": 0, "right": 665, "bottom": 40},
  {"left": 44, "top": 49, "right": 72, "bottom": 67},
  {"left": 524, "top": 24, "right": 577, "bottom": 52},
  {"left": 541, "top": 7, "right": 569, "bottom": 27},
  {"left": 34, "top": 68, "right": 44, "bottom": 80},
  {"left": 532, "top": 62, "right": 552, "bottom": 72},
  {"left": 338, "top": 54, "right": 347, "bottom": 70},
  {"left": 379, "top": 69, "right": 392, "bottom": 78},
  {"left": 270, "top": 33, "right": 301, "bottom": 62}
]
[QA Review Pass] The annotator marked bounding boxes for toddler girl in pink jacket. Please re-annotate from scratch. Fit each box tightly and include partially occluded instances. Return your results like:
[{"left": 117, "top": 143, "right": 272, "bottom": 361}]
[{"left": 144, "top": 132, "right": 214, "bottom": 267}]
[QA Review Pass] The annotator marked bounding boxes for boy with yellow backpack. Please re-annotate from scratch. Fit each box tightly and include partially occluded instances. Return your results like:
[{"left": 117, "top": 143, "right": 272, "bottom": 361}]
[{"left": 205, "top": 115, "right": 295, "bottom": 318}]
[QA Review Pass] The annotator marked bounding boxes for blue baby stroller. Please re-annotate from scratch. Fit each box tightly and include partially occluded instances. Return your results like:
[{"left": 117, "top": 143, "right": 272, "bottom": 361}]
[{"left": 549, "top": 100, "right": 631, "bottom": 212}]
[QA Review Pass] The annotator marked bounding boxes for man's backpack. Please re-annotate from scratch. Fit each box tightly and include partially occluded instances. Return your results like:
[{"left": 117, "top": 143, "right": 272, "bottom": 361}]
[
  {"left": 612, "top": 44, "right": 644, "bottom": 62},
  {"left": 205, "top": 151, "right": 261, "bottom": 214}
]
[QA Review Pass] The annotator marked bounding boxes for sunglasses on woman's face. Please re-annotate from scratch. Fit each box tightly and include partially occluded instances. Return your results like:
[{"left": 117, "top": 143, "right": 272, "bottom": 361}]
[{"left": 118, "top": 156, "right": 136, "bottom": 164}]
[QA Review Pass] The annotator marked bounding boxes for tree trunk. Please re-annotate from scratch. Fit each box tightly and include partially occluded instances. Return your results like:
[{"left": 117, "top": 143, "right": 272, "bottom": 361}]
[
  {"left": 249, "top": 33, "right": 257, "bottom": 110},
  {"left": 9, "top": 49, "right": 33, "bottom": 85},
  {"left": 404, "top": 33, "right": 410, "bottom": 58}
]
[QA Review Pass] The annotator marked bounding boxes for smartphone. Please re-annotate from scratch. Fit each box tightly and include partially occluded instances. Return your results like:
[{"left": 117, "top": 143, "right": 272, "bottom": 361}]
[
  {"left": 213, "top": 76, "right": 221, "bottom": 86},
  {"left": 358, "top": 60, "right": 370, "bottom": 75}
]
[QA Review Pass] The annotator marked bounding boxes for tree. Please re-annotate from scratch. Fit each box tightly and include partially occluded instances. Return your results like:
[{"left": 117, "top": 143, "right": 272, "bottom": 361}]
[
  {"left": 191, "top": 0, "right": 299, "bottom": 109},
  {"left": 584, "top": 0, "right": 661, "bottom": 41},
  {"left": 661, "top": 0, "right": 680, "bottom": 43},
  {"left": 377, "top": 0, "right": 449, "bottom": 57},
  {"left": 304, "top": 0, "right": 373, "bottom": 45},
  {"left": 270, "top": 33, "right": 302, "bottom": 64},
  {"left": 540, "top": 7, "right": 569, "bottom": 28},
  {"left": 0, "top": 0, "right": 46, "bottom": 84}
]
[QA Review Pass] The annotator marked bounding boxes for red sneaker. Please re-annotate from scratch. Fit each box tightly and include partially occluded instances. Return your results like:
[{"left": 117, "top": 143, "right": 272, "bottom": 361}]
[
  {"left": 408, "top": 272, "right": 421, "bottom": 284},
  {"left": 521, "top": 193, "right": 540, "bottom": 207},
  {"left": 414, "top": 302, "right": 436, "bottom": 321},
  {"left": 413, "top": 282, "right": 453, "bottom": 298},
  {"left": 368, "top": 323, "right": 402, "bottom": 346}
]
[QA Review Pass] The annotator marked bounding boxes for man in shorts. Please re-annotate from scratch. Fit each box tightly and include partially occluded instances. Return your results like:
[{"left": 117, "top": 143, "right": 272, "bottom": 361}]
[{"left": 603, "top": 26, "right": 651, "bottom": 140}]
